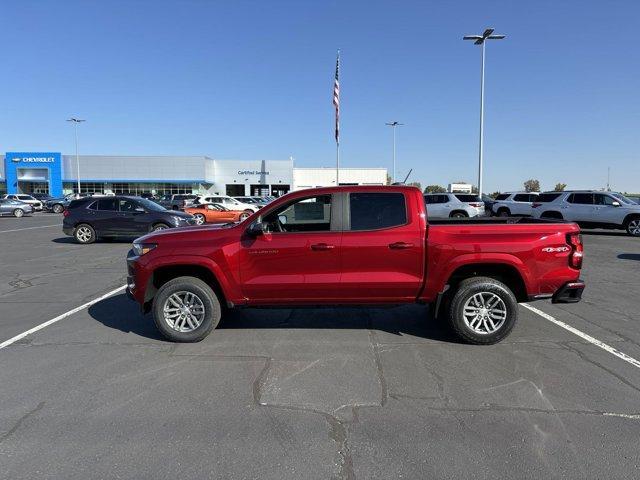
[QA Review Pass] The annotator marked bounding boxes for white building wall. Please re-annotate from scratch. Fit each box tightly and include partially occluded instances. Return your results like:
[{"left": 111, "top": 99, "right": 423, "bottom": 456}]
[
  {"left": 209, "top": 159, "right": 293, "bottom": 195},
  {"left": 293, "top": 168, "right": 387, "bottom": 190}
]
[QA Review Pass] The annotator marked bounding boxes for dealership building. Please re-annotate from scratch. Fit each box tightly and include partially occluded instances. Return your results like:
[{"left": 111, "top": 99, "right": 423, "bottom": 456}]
[{"left": 0, "top": 152, "right": 387, "bottom": 197}]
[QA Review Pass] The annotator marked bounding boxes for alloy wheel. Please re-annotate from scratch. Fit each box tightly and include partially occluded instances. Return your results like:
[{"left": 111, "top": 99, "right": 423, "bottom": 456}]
[
  {"left": 76, "top": 226, "right": 93, "bottom": 243},
  {"left": 14, "top": 209, "right": 24, "bottom": 218},
  {"left": 628, "top": 219, "right": 640, "bottom": 236},
  {"left": 240, "top": 213, "right": 250, "bottom": 221},
  {"left": 462, "top": 292, "right": 507, "bottom": 334},
  {"left": 194, "top": 214, "right": 205, "bottom": 225},
  {"left": 163, "top": 291, "right": 206, "bottom": 332}
]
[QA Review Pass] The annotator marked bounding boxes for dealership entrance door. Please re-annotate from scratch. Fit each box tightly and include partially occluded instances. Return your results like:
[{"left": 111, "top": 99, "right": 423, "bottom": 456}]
[
  {"left": 18, "top": 181, "right": 50, "bottom": 194},
  {"left": 16, "top": 168, "right": 50, "bottom": 194}
]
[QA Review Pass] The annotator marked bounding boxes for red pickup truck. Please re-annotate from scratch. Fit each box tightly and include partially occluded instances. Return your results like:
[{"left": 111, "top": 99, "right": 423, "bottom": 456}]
[{"left": 127, "top": 186, "right": 584, "bottom": 345}]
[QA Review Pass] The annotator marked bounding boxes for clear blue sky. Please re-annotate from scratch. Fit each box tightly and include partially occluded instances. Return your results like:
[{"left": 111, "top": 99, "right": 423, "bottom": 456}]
[{"left": 1, "top": 0, "right": 639, "bottom": 193}]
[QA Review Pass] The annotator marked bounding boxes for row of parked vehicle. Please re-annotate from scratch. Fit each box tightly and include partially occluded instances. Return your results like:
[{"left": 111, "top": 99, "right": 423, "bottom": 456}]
[{"left": 422, "top": 190, "right": 640, "bottom": 237}]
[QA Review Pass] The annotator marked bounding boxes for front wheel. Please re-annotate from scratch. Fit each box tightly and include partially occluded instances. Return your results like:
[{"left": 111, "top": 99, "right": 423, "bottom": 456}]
[
  {"left": 447, "top": 276, "right": 518, "bottom": 345},
  {"left": 239, "top": 210, "right": 252, "bottom": 221},
  {"left": 13, "top": 208, "right": 24, "bottom": 218},
  {"left": 625, "top": 217, "right": 640, "bottom": 237},
  {"left": 152, "top": 223, "right": 170, "bottom": 231},
  {"left": 193, "top": 213, "right": 206, "bottom": 225},
  {"left": 152, "top": 276, "right": 221, "bottom": 342},
  {"left": 52, "top": 204, "right": 64, "bottom": 214}
]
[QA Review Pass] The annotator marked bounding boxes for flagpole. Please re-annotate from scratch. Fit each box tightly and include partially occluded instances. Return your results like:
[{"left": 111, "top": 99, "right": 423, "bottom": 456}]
[{"left": 336, "top": 141, "right": 340, "bottom": 185}]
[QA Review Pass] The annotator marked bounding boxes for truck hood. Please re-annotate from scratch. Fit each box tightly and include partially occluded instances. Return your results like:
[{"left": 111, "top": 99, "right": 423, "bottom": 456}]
[{"left": 135, "top": 222, "right": 237, "bottom": 244}]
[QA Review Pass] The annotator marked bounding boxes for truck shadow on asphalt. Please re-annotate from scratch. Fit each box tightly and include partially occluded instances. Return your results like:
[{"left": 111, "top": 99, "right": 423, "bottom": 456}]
[{"left": 88, "top": 293, "right": 459, "bottom": 343}]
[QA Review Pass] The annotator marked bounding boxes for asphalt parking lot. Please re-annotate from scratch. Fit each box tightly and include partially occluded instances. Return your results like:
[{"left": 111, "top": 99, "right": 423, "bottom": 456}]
[{"left": 1, "top": 214, "right": 639, "bottom": 479}]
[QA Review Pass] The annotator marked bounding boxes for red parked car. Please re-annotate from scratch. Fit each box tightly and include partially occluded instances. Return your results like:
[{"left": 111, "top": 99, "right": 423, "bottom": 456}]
[{"left": 127, "top": 186, "right": 584, "bottom": 344}]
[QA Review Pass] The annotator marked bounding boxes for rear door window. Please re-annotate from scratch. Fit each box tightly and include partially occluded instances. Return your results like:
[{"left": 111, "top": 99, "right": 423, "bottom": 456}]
[
  {"left": 536, "top": 193, "right": 562, "bottom": 202},
  {"left": 513, "top": 194, "right": 530, "bottom": 202},
  {"left": 568, "top": 193, "right": 594, "bottom": 204},
  {"left": 350, "top": 193, "right": 407, "bottom": 231},
  {"left": 96, "top": 198, "right": 118, "bottom": 211}
]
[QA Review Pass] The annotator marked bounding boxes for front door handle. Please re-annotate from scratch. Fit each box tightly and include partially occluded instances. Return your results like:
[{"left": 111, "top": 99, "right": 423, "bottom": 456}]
[
  {"left": 389, "top": 242, "right": 414, "bottom": 249},
  {"left": 310, "top": 243, "right": 335, "bottom": 251}
]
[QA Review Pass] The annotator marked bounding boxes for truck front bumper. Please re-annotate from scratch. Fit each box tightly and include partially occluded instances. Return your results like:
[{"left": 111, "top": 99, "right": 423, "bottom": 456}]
[{"left": 552, "top": 280, "right": 585, "bottom": 304}]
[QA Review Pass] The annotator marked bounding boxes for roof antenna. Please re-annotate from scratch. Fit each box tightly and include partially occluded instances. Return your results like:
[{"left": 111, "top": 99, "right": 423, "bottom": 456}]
[{"left": 391, "top": 169, "right": 412, "bottom": 185}]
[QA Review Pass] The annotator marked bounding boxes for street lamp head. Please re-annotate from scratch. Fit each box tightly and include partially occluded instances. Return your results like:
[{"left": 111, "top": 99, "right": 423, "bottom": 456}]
[
  {"left": 66, "top": 118, "right": 86, "bottom": 123},
  {"left": 463, "top": 28, "right": 506, "bottom": 45},
  {"left": 385, "top": 121, "right": 404, "bottom": 127}
]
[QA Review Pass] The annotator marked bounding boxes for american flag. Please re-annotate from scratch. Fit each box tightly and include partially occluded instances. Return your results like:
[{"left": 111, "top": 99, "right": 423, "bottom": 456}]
[{"left": 333, "top": 51, "right": 340, "bottom": 143}]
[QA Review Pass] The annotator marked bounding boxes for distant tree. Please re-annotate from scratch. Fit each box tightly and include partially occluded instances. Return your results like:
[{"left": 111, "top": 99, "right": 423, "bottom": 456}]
[
  {"left": 524, "top": 179, "right": 541, "bottom": 193},
  {"left": 471, "top": 185, "right": 479, "bottom": 194},
  {"left": 407, "top": 181, "right": 422, "bottom": 191},
  {"left": 554, "top": 183, "right": 567, "bottom": 191},
  {"left": 424, "top": 184, "right": 447, "bottom": 193},
  {"left": 386, "top": 174, "right": 392, "bottom": 185},
  {"left": 489, "top": 191, "right": 501, "bottom": 199}
]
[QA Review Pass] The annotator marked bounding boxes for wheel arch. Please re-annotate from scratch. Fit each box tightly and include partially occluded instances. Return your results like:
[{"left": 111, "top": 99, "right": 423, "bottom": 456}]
[
  {"left": 449, "top": 210, "right": 469, "bottom": 218},
  {"left": 444, "top": 261, "right": 529, "bottom": 303}
]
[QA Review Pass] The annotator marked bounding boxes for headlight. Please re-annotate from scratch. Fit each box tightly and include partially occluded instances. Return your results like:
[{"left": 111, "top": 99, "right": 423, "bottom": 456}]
[{"left": 132, "top": 243, "right": 157, "bottom": 256}]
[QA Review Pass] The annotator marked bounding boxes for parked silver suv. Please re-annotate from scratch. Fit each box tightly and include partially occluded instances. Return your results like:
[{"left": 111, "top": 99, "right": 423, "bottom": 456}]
[
  {"left": 491, "top": 192, "right": 539, "bottom": 217},
  {"left": 531, "top": 191, "right": 640, "bottom": 236},
  {"left": 424, "top": 193, "right": 485, "bottom": 218}
]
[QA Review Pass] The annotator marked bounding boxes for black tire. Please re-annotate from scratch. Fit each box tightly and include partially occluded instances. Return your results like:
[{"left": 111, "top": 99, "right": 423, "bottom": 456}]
[
  {"left": 74, "top": 223, "right": 96, "bottom": 244},
  {"left": 52, "top": 204, "right": 64, "bottom": 214},
  {"left": 450, "top": 211, "right": 468, "bottom": 219},
  {"left": 193, "top": 213, "right": 206, "bottom": 225},
  {"left": 625, "top": 216, "right": 640, "bottom": 237},
  {"left": 152, "top": 223, "right": 170, "bottom": 232},
  {"left": 13, "top": 208, "right": 25, "bottom": 218},
  {"left": 497, "top": 208, "right": 510, "bottom": 218},
  {"left": 152, "top": 276, "right": 221, "bottom": 342},
  {"left": 172, "top": 205, "right": 179, "bottom": 211},
  {"left": 240, "top": 210, "right": 252, "bottom": 221},
  {"left": 447, "top": 276, "right": 518, "bottom": 345}
]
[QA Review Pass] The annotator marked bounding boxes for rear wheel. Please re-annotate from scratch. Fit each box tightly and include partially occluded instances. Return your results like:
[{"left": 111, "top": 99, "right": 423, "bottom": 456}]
[
  {"left": 497, "top": 208, "right": 510, "bottom": 218},
  {"left": 450, "top": 211, "right": 468, "bottom": 219},
  {"left": 240, "top": 210, "right": 252, "bottom": 221},
  {"left": 74, "top": 224, "right": 95, "bottom": 244},
  {"left": 193, "top": 213, "right": 206, "bottom": 225},
  {"left": 625, "top": 217, "right": 640, "bottom": 237},
  {"left": 52, "top": 204, "right": 64, "bottom": 214},
  {"left": 152, "top": 276, "right": 221, "bottom": 342},
  {"left": 13, "top": 208, "right": 24, "bottom": 218},
  {"left": 447, "top": 276, "right": 518, "bottom": 345}
]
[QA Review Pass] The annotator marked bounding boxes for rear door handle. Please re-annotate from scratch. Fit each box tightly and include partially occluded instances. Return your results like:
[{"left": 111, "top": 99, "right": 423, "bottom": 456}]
[
  {"left": 310, "top": 243, "right": 335, "bottom": 251},
  {"left": 389, "top": 242, "right": 414, "bottom": 249}
]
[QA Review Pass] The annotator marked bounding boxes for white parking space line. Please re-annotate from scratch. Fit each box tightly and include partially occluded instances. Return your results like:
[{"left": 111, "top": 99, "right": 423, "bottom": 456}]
[
  {"left": 0, "top": 224, "right": 61, "bottom": 234},
  {"left": 522, "top": 303, "right": 640, "bottom": 369},
  {"left": 0, "top": 285, "right": 126, "bottom": 350}
]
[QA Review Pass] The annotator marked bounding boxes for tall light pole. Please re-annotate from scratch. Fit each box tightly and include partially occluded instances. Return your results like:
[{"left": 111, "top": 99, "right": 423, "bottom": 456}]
[
  {"left": 385, "top": 121, "right": 404, "bottom": 183},
  {"left": 67, "top": 118, "right": 85, "bottom": 194},
  {"left": 463, "top": 28, "right": 505, "bottom": 196}
]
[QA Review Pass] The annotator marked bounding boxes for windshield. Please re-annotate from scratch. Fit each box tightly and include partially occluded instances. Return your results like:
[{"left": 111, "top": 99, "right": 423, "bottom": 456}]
[{"left": 137, "top": 198, "right": 167, "bottom": 212}]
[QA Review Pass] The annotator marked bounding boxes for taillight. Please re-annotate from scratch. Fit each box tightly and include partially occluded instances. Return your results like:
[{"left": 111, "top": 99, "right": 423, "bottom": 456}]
[
  {"left": 469, "top": 202, "right": 483, "bottom": 208},
  {"left": 62, "top": 210, "right": 70, "bottom": 217},
  {"left": 532, "top": 202, "right": 542, "bottom": 208},
  {"left": 567, "top": 232, "right": 583, "bottom": 269}
]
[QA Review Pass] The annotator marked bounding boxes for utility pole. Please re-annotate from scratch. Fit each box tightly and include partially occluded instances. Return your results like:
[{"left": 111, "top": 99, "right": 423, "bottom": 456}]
[
  {"left": 463, "top": 28, "right": 506, "bottom": 196},
  {"left": 385, "top": 121, "right": 404, "bottom": 183},
  {"left": 67, "top": 118, "right": 86, "bottom": 194}
]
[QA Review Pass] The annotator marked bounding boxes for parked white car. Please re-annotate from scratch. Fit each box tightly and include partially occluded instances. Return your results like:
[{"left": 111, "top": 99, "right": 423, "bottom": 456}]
[
  {"left": 195, "top": 195, "right": 260, "bottom": 212},
  {"left": 531, "top": 190, "right": 640, "bottom": 237},
  {"left": 423, "top": 193, "right": 485, "bottom": 218},
  {"left": 491, "top": 192, "right": 539, "bottom": 217},
  {"left": 2, "top": 194, "right": 43, "bottom": 211}
]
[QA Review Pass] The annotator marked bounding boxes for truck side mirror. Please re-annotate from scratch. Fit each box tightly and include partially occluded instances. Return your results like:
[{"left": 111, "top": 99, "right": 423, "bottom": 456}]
[{"left": 247, "top": 221, "right": 266, "bottom": 237}]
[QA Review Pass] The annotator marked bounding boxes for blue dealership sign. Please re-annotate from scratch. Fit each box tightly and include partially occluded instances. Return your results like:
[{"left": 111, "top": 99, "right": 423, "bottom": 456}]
[{"left": 4, "top": 152, "right": 63, "bottom": 197}]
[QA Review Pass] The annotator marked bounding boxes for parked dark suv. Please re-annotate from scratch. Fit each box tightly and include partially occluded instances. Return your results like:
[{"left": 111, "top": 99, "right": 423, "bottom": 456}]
[{"left": 63, "top": 196, "right": 196, "bottom": 244}]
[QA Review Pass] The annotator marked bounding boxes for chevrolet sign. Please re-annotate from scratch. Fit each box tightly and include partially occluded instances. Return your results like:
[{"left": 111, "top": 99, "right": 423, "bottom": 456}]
[{"left": 11, "top": 157, "right": 56, "bottom": 163}]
